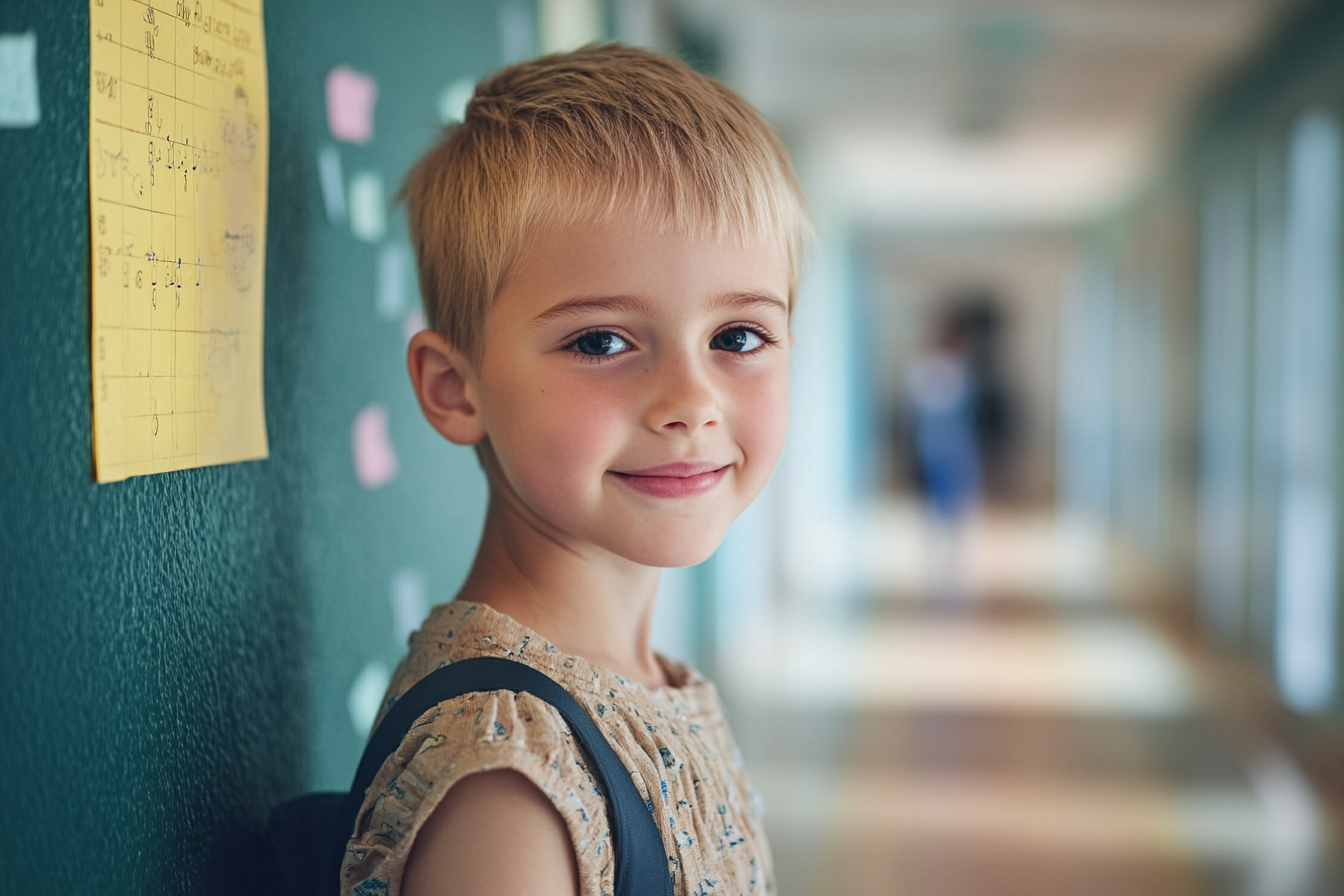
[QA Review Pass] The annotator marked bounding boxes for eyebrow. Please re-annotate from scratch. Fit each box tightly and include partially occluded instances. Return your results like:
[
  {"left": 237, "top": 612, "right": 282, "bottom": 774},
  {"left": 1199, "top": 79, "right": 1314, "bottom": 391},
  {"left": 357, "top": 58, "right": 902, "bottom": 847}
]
[
  {"left": 531, "top": 290, "right": 788, "bottom": 327},
  {"left": 707, "top": 290, "right": 789, "bottom": 317},
  {"left": 531, "top": 294, "right": 656, "bottom": 327}
]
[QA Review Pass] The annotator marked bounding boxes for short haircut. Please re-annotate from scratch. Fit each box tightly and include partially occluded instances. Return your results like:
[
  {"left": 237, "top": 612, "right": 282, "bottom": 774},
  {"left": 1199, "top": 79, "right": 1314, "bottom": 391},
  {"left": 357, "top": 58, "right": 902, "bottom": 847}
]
[{"left": 399, "top": 43, "right": 810, "bottom": 361}]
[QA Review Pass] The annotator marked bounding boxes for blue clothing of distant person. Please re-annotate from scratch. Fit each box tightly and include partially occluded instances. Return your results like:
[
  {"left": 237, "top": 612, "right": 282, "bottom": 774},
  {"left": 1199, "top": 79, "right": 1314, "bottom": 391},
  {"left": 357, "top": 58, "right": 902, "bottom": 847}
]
[{"left": 910, "top": 351, "right": 981, "bottom": 520}]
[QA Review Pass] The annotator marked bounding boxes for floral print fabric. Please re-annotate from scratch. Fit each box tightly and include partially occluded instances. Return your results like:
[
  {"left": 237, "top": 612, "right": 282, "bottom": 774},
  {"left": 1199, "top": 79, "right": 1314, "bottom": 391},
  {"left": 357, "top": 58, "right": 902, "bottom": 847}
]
[{"left": 341, "top": 601, "right": 773, "bottom": 896}]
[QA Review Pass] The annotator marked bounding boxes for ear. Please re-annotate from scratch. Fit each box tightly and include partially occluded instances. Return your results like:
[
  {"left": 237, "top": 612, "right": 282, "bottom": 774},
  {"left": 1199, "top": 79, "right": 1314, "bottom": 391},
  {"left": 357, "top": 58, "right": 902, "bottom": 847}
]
[{"left": 407, "top": 330, "right": 486, "bottom": 446}]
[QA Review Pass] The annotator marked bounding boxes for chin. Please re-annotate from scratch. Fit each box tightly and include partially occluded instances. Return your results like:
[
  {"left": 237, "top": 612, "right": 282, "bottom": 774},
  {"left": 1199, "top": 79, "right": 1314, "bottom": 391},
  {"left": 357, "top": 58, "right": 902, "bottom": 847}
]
[{"left": 610, "top": 526, "right": 726, "bottom": 569}]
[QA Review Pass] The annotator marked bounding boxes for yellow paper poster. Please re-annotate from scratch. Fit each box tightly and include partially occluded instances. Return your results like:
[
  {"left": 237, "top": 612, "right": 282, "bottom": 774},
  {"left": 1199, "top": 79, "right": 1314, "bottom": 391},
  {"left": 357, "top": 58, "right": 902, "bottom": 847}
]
[{"left": 89, "top": 0, "right": 269, "bottom": 483}]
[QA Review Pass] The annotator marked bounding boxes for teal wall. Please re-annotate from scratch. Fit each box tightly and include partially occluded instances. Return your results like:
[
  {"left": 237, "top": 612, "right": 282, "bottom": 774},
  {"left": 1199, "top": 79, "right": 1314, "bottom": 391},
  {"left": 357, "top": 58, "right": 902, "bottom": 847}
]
[{"left": 0, "top": 1, "right": 533, "bottom": 891}]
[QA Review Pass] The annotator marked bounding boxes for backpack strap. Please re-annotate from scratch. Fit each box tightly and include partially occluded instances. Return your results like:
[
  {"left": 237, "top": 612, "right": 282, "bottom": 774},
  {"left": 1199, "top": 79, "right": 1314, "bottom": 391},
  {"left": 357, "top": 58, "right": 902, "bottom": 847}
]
[{"left": 338, "top": 656, "right": 673, "bottom": 896}]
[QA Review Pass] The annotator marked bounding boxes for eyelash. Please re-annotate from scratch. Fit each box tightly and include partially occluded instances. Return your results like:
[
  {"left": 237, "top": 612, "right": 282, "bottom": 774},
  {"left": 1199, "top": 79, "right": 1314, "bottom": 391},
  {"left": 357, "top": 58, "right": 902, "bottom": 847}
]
[
  {"left": 721, "top": 323, "right": 780, "bottom": 352},
  {"left": 562, "top": 328, "right": 632, "bottom": 365},
  {"left": 561, "top": 323, "right": 779, "bottom": 364}
]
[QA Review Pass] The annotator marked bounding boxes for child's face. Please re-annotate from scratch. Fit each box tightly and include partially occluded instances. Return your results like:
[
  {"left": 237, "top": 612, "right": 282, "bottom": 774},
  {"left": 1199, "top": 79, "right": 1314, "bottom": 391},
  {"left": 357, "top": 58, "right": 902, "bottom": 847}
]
[{"left": 473, "top": 209, "right": 792, "bottom": 568}]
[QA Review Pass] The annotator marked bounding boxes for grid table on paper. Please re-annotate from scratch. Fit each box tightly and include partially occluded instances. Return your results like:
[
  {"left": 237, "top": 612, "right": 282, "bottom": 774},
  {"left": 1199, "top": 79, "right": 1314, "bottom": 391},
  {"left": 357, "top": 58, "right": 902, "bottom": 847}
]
[{"left": 89, "top": 0, "right": 269, "bottom": 482}]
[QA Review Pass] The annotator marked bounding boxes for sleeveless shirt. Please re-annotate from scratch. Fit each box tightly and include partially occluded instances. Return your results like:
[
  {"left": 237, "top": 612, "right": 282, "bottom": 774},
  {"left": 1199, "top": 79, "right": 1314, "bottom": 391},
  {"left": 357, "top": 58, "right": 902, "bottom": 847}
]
[{"left": 340, "top": 601, "right": 774, "bottom": 896}]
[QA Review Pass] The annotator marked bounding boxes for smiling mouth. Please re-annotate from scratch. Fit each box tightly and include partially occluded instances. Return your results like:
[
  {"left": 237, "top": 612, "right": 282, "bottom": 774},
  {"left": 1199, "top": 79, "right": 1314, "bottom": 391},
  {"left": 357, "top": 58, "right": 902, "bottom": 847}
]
[{"left": 609, "top": 462, "right": 729, "bottom": 498}]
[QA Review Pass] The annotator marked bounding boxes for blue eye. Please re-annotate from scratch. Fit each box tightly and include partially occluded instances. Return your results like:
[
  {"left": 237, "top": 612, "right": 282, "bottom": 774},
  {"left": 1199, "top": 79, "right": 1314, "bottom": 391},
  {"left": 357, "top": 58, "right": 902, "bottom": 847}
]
[
  {"left": 571, "top": 331, "right": 629, "bottom": 356},
  {"left": 711, "top": 328, "right": 764, "bottom": 353}
]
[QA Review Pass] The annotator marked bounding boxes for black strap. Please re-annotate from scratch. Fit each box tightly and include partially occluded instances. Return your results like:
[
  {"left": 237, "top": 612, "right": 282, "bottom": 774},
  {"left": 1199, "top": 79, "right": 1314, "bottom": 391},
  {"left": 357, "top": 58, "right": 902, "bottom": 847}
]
[{"left": 339, "top": 656, "right": 673, "bottom": 896}]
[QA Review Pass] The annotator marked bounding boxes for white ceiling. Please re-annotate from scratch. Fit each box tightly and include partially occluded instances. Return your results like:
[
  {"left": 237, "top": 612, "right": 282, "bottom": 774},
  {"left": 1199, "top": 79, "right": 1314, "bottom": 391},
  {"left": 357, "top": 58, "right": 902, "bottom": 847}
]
[{"left": 655, "top": 0, "right": 1300, "bottom": 227}]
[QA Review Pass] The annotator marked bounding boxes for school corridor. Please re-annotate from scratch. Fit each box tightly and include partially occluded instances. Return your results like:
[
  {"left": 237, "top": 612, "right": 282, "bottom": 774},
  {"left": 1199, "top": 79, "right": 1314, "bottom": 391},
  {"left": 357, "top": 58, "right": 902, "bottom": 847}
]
[
  {"left": 687, "top": 1, "right": 1344, "bottom": 892},
  {"left": 724, "top": 504, "right": 1344, "bottom": 896}
]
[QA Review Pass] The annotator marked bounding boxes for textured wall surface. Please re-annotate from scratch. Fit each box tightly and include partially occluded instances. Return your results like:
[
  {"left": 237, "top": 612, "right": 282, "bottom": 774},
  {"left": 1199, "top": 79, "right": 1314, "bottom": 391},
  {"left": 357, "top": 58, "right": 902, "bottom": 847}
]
[{"left": 0, "top": 1, "right": 519, "bottom": 891}]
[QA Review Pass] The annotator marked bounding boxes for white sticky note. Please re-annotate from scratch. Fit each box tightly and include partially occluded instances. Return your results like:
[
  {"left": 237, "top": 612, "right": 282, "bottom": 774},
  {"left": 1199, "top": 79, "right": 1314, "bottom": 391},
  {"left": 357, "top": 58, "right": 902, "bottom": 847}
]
[
  {"left": 347, "top": 661, "right": 391, "bottom": 737},
  {"left": 390, "top": 569, "right": 428, "bottom": 648},
  {"left": 0, "top": 32, "right": 40, "bottom": 128},
  {"left": 348, "top": 171, "right": 386, "bottom": 243},
  {"left": 317, "top": 145, "right": 346, "bottom": 223},
  {"left": 403, "top": 306, "right": 428, "bottom": 345},
  {"left": 437, "top": 77, "right": 475, "bottom": 125},
  {"left": 539, "top": 0, "right": 602, "bottom": 55},
  {"left": 376, "top": 243, "right": 409, "bottom": 319}
]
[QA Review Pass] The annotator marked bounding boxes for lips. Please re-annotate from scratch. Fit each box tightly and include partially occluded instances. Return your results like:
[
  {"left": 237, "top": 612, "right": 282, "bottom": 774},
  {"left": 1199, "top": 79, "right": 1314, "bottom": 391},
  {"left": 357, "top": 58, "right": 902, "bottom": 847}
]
[{"left": 609, "top": 462, "right": 729, "bottom": 498}]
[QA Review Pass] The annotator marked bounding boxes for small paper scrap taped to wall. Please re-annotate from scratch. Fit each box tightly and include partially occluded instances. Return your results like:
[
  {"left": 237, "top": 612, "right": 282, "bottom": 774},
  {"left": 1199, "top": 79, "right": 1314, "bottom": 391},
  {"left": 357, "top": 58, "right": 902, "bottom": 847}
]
[{"left": 0, "top": 32, "right": 41, "bottom": 128}]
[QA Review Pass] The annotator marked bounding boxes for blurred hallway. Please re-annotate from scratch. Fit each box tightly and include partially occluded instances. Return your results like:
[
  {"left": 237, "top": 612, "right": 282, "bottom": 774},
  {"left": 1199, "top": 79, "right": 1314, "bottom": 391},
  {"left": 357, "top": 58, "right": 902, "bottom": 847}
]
[
  {"left": 666, "top": 2, "right": 1344, "bottom": 893},
  {"left": 724, "top": 502, "right": 1343, "bottom": 895}
]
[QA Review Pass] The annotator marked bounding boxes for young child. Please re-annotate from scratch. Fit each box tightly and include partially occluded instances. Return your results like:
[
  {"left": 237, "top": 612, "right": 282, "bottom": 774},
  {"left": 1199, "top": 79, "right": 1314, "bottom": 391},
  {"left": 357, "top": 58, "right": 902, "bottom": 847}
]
[{"left": 341, "top": 44, "right": 808, "bottom": 896}]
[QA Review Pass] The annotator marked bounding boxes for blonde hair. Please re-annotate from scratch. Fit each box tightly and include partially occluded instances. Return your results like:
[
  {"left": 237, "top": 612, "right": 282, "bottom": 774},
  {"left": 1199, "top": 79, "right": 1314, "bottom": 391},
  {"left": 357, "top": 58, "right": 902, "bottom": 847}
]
[{"left": 399, "top": 43, "right": 810, "bottom": 361}]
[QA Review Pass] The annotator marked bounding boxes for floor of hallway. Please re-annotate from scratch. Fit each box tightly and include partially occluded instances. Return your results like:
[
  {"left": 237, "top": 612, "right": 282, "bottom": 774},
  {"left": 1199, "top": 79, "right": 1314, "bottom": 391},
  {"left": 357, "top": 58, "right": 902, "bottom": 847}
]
[{"left": 721, "top": 504, "right": 1344, "bottom": 896}]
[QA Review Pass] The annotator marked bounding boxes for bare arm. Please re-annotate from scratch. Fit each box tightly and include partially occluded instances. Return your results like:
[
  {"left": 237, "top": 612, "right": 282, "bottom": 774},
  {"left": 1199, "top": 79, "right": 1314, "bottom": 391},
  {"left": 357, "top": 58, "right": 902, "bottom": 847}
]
[{"left": 401, "top": 770, "right": 580, "bottom": 896}]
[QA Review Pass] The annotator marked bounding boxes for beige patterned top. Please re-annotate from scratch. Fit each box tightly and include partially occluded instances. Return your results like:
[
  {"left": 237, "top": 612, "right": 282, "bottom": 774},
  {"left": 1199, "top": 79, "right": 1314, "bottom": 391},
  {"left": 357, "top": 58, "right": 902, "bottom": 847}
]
[{"left": 340, "top": 601, "right": 773, "bottom": 896}]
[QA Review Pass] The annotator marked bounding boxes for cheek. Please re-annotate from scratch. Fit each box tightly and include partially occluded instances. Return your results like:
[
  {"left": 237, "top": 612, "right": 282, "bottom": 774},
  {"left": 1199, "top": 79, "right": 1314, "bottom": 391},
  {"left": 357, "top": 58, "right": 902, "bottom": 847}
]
[
  {"left": 487, "top": 374, "right": 630, "bottom": 497},
  {"left": 733, "top": 364, "right": 791, "bottom": 472}
]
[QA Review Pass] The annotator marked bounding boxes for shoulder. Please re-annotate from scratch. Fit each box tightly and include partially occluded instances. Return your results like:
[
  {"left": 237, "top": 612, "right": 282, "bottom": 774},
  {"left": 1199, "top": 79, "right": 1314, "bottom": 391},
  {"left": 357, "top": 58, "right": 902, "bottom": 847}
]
[
  {"left": 402, "top": 769, "right": 578, "bottom": 896},
  {"left": 341, "top": 689, "right": 611, "bottom": 896}
]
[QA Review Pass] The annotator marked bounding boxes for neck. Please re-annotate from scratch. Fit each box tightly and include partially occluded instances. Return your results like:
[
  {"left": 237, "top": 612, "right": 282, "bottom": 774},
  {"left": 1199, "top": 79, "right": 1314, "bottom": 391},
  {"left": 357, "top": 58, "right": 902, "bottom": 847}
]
[{"left": 456, "top": 490, "right": 669, "bottom": 689}]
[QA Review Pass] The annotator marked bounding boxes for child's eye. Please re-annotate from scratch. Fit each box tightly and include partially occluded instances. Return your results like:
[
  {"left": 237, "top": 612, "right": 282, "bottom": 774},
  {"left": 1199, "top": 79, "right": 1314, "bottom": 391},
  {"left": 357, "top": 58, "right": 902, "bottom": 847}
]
[
  {"left": 710, "top": 327, "right": 766, "bottom": 353},
  {"left": 567, "top": 330, "right": 630, "bottom": 356}
]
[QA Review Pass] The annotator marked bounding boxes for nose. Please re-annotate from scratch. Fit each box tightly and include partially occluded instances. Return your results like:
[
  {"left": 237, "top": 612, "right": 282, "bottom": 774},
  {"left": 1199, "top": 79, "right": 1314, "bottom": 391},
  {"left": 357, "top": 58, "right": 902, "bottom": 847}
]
[{"left": 645, "top": 354, "right": 721, "bottom": 433}]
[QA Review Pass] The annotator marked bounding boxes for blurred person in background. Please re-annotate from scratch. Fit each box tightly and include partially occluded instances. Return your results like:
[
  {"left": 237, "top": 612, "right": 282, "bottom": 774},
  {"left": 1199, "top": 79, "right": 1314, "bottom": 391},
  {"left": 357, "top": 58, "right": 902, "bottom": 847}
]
[{"left": 908, "top": 307, "right": 981, "bottom": 599}]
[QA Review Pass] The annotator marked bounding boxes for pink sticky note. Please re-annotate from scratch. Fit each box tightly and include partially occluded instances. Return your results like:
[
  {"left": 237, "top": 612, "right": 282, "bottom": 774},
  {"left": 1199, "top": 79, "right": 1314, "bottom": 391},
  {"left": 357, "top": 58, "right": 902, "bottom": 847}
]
[
  {"left": 353, "top": 404, "right": 398, "bottom": 489},
  {"left": 326, "top": 66, "right": 378, "bottom": 144}
]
